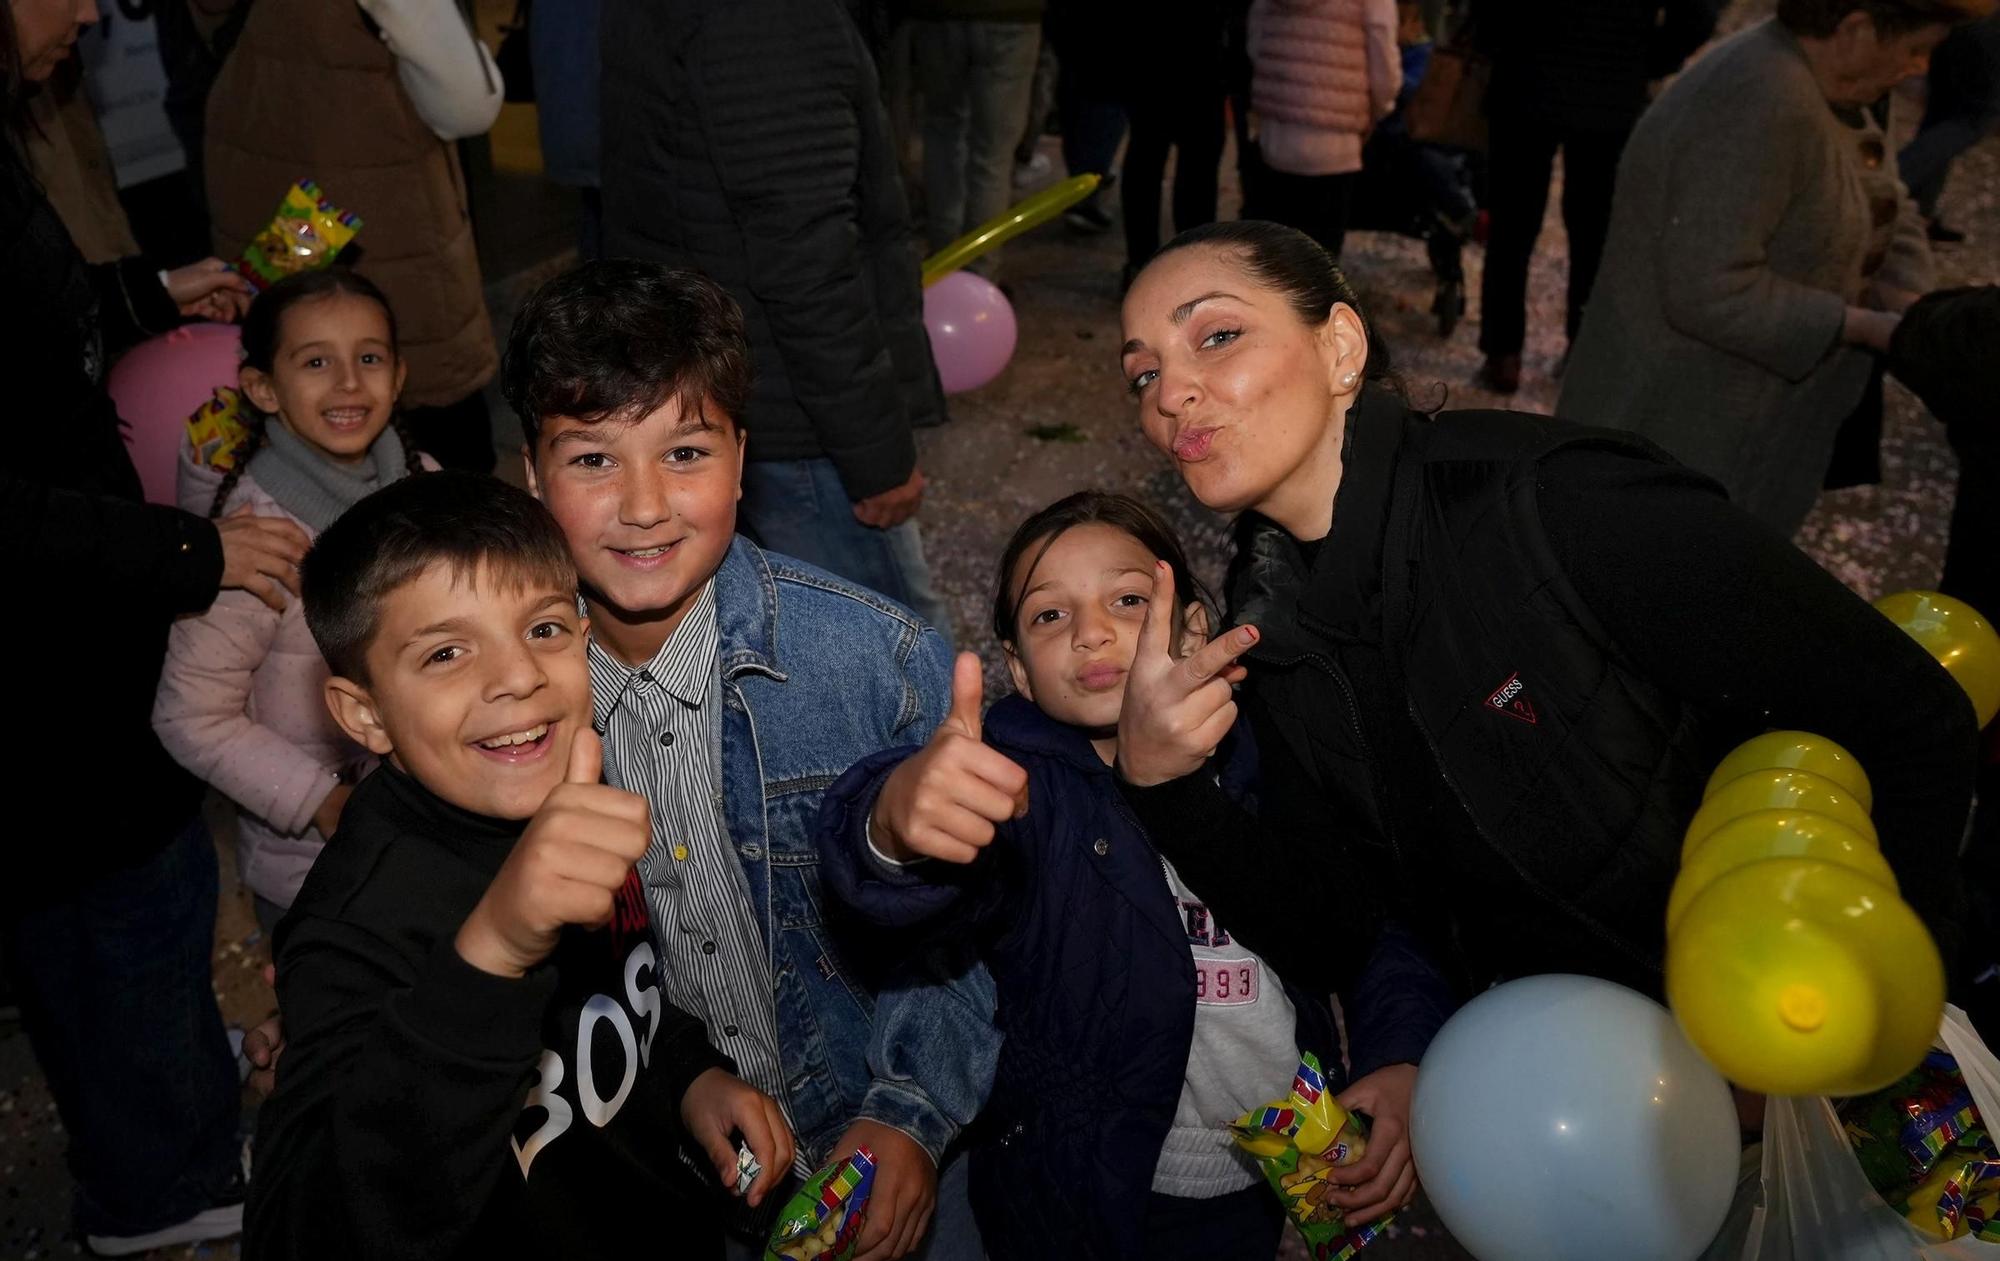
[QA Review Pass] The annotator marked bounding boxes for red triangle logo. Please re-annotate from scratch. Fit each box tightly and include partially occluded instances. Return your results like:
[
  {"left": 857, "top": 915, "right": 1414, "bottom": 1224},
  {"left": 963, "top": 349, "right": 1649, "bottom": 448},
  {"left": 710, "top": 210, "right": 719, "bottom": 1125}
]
[{"left": 1485, "top": 673, "right": 1538, "bottom": 725}]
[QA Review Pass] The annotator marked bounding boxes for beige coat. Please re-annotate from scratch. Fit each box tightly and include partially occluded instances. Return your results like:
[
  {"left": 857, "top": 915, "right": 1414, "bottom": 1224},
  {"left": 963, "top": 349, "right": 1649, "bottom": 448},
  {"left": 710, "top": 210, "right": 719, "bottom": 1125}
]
[
  {"left": 204, "top": 0, "right": 496, "bottom": 408},
  {"left": 1558, "top": 19, "right": 1932, "bottom": 534}
]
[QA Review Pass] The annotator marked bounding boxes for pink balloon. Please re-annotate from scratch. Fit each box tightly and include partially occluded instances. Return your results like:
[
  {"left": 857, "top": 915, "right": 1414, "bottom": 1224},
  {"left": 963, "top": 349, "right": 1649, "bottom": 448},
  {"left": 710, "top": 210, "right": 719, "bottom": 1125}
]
[
  {"left": 923, "top": 271, "right": 1017, "bottom": 395},
  {"left": 106, "top": 323, "right": 244, "bottom": 505}
]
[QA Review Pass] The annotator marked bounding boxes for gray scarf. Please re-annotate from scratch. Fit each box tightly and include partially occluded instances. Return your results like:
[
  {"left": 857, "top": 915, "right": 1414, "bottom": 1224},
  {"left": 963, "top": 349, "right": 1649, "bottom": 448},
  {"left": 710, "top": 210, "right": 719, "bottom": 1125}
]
[{"left": 253, "top": 420, "right": 412, "bottom": 532}]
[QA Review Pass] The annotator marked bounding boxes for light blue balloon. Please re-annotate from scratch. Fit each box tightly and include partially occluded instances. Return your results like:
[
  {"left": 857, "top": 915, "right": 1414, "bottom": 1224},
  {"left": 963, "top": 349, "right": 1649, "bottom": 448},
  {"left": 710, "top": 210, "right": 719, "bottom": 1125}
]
[{"left": 1410, "top": 975, "right": 1740, "bottom": 1261}]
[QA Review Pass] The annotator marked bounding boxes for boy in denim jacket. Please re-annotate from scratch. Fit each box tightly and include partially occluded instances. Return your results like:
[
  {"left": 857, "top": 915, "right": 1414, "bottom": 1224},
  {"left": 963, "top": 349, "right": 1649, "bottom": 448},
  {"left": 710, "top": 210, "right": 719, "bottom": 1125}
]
[{"left": 505, "top": 261, "right": 997, "bottom": 1260}]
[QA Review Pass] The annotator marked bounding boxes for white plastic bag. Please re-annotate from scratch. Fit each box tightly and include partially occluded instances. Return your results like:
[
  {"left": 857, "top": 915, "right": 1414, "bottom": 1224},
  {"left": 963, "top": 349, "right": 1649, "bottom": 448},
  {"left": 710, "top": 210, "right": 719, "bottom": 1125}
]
[{"left": 1704, "top": 1006, "right": 2000, "bottom": 1260}]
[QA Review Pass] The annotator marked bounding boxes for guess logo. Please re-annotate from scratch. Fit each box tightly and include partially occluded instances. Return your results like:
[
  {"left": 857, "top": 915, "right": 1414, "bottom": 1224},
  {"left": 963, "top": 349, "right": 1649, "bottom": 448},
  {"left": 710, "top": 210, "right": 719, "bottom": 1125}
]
[{"left": 1485, "top": 672, "right": 1538, "bottom": 725}]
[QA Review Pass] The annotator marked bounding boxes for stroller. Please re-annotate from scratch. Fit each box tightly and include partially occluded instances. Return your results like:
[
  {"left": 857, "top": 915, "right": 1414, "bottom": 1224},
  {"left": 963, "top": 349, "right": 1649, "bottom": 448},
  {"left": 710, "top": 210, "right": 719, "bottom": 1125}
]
[{"left": 1350, "top": 40, "right": 1484, "bottom": 337}]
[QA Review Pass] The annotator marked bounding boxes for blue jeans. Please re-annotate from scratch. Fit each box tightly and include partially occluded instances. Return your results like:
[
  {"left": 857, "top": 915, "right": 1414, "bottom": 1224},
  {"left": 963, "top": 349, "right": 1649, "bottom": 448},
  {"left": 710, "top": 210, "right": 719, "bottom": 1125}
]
[
  {"left": 1899, "top": 14, "right": 2000, "bottom": 215},
  {"left": 738, "top": 457, "right": 954, "bottom": 644},
  {"left": 724, "top": 1148, "right": 983, "bottom": 1261},
  {"left": 911, "top": 19, "right": 1042, "bottom": 272},
  {"left": 4, "top": 817, "right": 241, "bottom": 1235}
]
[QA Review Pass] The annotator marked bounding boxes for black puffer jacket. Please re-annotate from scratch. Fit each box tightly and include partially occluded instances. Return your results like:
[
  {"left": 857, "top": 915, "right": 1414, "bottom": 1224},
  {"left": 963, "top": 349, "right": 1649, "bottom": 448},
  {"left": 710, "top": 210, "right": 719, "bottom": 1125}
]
[
  {"left": 600, "top": 0, "right": 945, "bottom": 501},
  {"left": 1, "top": 150, "right": 223, "bottom": 909}
]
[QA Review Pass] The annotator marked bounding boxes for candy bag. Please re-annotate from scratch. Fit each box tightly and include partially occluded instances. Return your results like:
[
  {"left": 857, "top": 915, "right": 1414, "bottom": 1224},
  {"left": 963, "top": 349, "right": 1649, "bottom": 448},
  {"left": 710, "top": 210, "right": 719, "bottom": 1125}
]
[
  {"left": 232, "top": 180, "right": 362, "bottom": 290},
  {"left": 1229, "top": 1052, "right": 1390, "bottom": 1261},
  {"left": 1843, "top": 1049, "right": 1980, "bottom": 1196},
  {"left": 1888, "top": 1129, "right": 2000, "bottom": 1241},
  {"left": 765, "top": 1147, "right": 875, "bottom": 1261},
  {"left": 186, "top": 387, "right": 255, "bottom": 470}
]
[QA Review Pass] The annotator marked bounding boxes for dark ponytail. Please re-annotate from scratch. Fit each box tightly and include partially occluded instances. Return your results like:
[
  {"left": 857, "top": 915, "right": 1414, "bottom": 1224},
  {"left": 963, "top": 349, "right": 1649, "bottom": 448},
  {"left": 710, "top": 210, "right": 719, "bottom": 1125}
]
[
  {"left": 210, "top": 268, "right": 408, "bottom": 516},
  {"left": 1151, "top": 220, "right": 1406, "bottom": 400}
]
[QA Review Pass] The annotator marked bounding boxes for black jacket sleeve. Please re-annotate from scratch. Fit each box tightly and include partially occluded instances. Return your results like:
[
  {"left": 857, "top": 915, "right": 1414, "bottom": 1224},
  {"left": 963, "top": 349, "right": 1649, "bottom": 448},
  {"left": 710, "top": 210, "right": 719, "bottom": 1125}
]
[
  {"left": 1117, "top": 735, "right": 1388, "bottom": 995},
  {"left": 1888, "top": 285, "right": 2000, "bottom": 447},
  {"left": 91, "top": 255, "right": 182, "bottom": 355},
  {"left": 248, "top": 927, "right": 556, "bottom": 1260},
  {"left": 686, "top": 5, "right": 919, "bottom": 501},
  {"left": 1535, "top": 447, "right": 1977, "bottom": 959},
  {"left": 248, "top": 919, "right": 734, "bottom": 1261},
  {"left": 5, "top": 471, "right": 223, "bottom": 619}
]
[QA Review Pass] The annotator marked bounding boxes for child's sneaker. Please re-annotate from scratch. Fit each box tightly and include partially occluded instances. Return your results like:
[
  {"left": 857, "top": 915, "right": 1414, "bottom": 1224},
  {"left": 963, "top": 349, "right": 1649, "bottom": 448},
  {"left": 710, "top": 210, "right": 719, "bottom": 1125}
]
[{"left": 84, "top": 1175, "right": 246, "bottom": 1257}]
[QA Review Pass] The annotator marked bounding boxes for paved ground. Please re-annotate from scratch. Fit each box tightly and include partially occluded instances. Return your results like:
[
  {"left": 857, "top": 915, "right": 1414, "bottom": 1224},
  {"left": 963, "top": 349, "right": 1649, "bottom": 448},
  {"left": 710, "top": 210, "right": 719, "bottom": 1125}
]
[{"left": 5, "top": 6, "right": 1995, "bottom": 1254}]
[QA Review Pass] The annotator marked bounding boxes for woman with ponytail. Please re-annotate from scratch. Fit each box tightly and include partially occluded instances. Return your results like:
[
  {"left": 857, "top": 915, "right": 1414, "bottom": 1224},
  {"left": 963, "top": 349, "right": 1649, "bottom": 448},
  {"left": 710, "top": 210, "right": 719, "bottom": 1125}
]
[{"left": 154, "top": 268, "right": 432, "bottom": 936}]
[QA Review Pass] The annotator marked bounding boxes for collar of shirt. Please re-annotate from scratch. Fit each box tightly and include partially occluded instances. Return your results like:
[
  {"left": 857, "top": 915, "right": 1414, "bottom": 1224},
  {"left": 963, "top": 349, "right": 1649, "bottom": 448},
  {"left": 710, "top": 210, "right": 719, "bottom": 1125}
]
[{"left": 586, "top": 581, "right": 720, "bottom": 724}]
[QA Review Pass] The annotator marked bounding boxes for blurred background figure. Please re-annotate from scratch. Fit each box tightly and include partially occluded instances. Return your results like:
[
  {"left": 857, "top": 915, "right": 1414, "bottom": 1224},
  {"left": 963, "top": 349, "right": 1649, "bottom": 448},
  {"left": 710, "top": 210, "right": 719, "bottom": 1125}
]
[
  {"left": 205, "top": 0, "right": 504, "bottom": 472},
  {"left": 1900, "top": 10, "right": 2000, "bottom": 241},
  {"left": 1475, "top": 0, "right": 1718, "bottom": 394}
]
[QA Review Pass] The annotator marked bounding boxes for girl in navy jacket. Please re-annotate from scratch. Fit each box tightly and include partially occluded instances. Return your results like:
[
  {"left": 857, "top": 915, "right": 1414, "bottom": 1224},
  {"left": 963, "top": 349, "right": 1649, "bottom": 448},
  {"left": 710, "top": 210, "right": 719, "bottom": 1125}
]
[{"left": 816, "top": 491, "right": 1454, "bottom": 1261}]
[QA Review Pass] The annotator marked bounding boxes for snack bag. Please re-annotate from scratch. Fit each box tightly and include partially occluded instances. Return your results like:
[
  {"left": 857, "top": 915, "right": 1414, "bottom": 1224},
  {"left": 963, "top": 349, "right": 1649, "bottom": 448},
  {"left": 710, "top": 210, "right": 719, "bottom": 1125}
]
[
  {"left": 1229, "top": 1052, "right": 1391, "bottom": 1261},
  {"left": 1843, "top": 1049, "right": 1982, "bottom": 1198},
  {"left": 232, "top": 180, "right": 362, "bottom": 290},
  {"left": 1888, "top": 1129, "right": 2000, "bottom": 1241},
  {"left": 187, "top": 387, "right": 254, "bottom": 471},
  {"left": 764, "top": 1147, "right": 875, "bottom": 1261}
]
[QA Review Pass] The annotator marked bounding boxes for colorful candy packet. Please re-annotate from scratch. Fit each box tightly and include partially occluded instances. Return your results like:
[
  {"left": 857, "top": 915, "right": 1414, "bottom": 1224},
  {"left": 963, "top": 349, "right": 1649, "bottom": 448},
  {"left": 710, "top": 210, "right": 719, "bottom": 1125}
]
[
  {"left": 764, "top": 1146, "right": 875, "bottom": 1261},
  {"left": 1229, "top": 1052, "right": 1391, "bottom": 1261},
  {"left": 1890, "top": 1128, "right": 1999, "bottom": 1241},
  {"left": 1842, "top": 1049, "right": 1980, "bottom": 1197},
  {"left": 232, "top": 179, "right": 362, "bottom": 290},
  {"left": 186, "top": 387, "right": 254, "bottom": 470}
]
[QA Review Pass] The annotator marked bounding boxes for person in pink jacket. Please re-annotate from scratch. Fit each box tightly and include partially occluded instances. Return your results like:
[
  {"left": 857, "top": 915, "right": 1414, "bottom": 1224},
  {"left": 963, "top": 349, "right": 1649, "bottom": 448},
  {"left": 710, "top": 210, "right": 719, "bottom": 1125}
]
[
  {"left": 1247, "top": 0, "right": 1402, "bottom": 259},
  {"left": 154, "top": 270, "right": 431, "bottom": 935}
]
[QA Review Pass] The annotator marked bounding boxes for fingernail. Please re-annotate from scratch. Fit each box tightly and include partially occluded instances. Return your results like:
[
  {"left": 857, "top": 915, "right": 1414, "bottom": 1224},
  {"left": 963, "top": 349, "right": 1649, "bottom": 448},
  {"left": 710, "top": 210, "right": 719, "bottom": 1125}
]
[{"left": 1239, "top": 626, "right": 1258, "bottom": 643}]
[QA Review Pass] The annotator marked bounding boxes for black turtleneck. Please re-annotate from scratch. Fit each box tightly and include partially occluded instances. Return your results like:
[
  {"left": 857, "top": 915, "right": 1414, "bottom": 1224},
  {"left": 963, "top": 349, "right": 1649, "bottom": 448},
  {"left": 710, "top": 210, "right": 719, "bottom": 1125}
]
[{"left": 245, "top": 762, "right": 732, "bottom": 1260}]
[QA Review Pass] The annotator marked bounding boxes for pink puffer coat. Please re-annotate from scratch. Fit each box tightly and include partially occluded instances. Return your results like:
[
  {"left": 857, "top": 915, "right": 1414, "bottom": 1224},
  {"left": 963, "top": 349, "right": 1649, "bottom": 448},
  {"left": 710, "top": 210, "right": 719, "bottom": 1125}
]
[
  {"left": 1249, "top": 0, "right": 1402, "bottom": 176},
  {"left": 151, "top": 441, "right": 433, "bottom": 910}
]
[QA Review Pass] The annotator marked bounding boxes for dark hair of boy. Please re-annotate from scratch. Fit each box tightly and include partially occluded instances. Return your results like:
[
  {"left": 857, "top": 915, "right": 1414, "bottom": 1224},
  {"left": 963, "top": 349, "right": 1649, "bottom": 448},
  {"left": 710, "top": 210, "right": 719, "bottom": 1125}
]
[
  {"left": 500, "top": 260, "right": 754, "bottom": 445},
  {"left": 302, "top": 471, "right": 577, "bottom": 684},
  {"left": 992, "top": 490, "right": 1217, "bottom": 649},
  {"left": 211, "top": 267, "right": 426, "bottom": 517}
]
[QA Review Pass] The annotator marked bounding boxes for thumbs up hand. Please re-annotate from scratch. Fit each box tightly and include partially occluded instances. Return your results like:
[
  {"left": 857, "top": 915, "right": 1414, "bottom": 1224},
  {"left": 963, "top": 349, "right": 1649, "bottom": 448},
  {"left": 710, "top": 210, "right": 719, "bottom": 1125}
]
[
  {"left": 455, "top": 725, "right": 654, "bottom": 978},
  {"left": 869, "top": 652, "right": 1031, "bottom": 865}
]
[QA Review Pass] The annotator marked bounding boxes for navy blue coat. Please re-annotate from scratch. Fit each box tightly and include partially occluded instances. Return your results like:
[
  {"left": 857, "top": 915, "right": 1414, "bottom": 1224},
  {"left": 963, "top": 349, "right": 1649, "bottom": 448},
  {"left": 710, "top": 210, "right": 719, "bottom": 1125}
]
[{"left": 817, "top": 696, "right": 1456, "bottom": 1261}]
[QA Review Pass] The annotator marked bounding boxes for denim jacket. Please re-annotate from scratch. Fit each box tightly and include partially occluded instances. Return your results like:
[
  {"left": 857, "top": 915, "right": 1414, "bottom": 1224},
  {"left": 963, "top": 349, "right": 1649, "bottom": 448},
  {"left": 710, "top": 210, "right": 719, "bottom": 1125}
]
[{"left": 697, "top": 535, "right": 998, "bottom": 1163}]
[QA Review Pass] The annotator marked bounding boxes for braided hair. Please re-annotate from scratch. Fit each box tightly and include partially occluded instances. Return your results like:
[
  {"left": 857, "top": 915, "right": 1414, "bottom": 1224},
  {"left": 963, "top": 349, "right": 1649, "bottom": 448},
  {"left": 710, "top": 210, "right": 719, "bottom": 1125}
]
[{"left": 209, "top": 268, "right": 423, "bottom": 517}]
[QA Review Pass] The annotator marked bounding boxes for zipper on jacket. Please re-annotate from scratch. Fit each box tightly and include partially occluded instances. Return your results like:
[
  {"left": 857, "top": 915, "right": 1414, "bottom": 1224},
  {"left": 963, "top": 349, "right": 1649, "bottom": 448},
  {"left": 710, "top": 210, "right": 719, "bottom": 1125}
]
[{"left": 1254, "top": 646, "right": 1408, "bottom": 877}]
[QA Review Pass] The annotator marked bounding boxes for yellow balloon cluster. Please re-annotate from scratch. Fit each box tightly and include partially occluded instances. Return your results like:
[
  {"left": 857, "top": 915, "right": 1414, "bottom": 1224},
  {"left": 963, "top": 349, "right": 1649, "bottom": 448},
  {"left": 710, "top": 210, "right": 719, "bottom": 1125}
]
[
  {"left": 1872, "top": 590, "right": 2000, "bottom": 728},
  {"left": 1665, "top": 731, "right": 1945, "bottom": 1097}
]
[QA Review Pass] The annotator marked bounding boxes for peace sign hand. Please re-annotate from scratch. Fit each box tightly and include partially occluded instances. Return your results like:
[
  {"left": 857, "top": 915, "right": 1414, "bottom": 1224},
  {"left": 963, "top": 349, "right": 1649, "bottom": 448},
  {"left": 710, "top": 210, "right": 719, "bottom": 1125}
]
[{"left": 1115, "top": 562, "right": 1258, "bottom": 787}]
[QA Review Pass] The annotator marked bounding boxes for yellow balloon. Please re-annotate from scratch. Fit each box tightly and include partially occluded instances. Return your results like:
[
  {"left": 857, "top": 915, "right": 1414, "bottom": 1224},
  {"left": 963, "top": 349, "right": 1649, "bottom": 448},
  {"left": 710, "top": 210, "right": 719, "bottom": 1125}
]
[
  {"left": 1704, "top": 731, "right": 1872, "bottom": 813},
  {"left": 1873, "top": 590, "right": 2000, "bottom": 728},
  {"left": 1667, "top": 858, "right": 1944, "bottom": 1097},
  {"left": 921, "top": 174, "right": 1102, "bottom": 286},
  {"left": 1666, "top": 809, "right": 1894, "bottom": 934},
  {"left": 1682, "top": 767, "right": 1878, "bottom": 861}
]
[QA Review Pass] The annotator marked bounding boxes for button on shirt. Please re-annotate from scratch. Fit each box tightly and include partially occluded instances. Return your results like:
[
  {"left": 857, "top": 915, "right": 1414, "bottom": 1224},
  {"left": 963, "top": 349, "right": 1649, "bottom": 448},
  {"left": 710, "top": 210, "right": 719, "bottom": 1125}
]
[{"left": 587, "top": 582, "right": 790, "bottom": 1130}]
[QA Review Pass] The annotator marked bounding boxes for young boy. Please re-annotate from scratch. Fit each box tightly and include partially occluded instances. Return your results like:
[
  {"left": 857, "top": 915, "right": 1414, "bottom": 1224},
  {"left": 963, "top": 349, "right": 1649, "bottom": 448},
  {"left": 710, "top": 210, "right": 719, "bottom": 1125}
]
[
  {"left": 504, "top": 262, "right": 999, "bottom": 1261},
  {"left": 243, "top": 472, "right": 794, "bottom": 1260}
]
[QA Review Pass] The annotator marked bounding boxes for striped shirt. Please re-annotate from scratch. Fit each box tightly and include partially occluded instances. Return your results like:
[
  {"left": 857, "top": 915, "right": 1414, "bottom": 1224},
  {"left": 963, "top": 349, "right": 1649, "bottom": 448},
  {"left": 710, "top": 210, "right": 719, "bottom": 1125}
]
[{"left": 587, "top": 582, "right": 792, "bottom": 1141}]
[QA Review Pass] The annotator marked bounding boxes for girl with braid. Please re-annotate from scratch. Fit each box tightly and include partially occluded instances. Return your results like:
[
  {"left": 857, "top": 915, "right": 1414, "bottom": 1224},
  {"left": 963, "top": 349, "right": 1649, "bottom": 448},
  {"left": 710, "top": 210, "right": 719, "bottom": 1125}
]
[{"left": 154, "top": 269, "right": 433, "bottom": 937}]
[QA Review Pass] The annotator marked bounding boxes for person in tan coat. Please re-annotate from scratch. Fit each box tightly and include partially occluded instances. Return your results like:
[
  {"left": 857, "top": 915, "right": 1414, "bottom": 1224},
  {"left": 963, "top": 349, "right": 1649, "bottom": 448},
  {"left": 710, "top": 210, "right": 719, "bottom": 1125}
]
[{"left": 204, "top": 0, "right": 503, "bottom": 470}]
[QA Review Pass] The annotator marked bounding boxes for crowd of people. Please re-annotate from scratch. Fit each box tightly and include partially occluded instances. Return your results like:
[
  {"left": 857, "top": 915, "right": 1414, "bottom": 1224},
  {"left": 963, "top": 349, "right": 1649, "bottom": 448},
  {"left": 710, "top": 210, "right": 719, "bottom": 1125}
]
[{"left": 5, "top": 0, "right": 2000, "bottom": 1257}]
